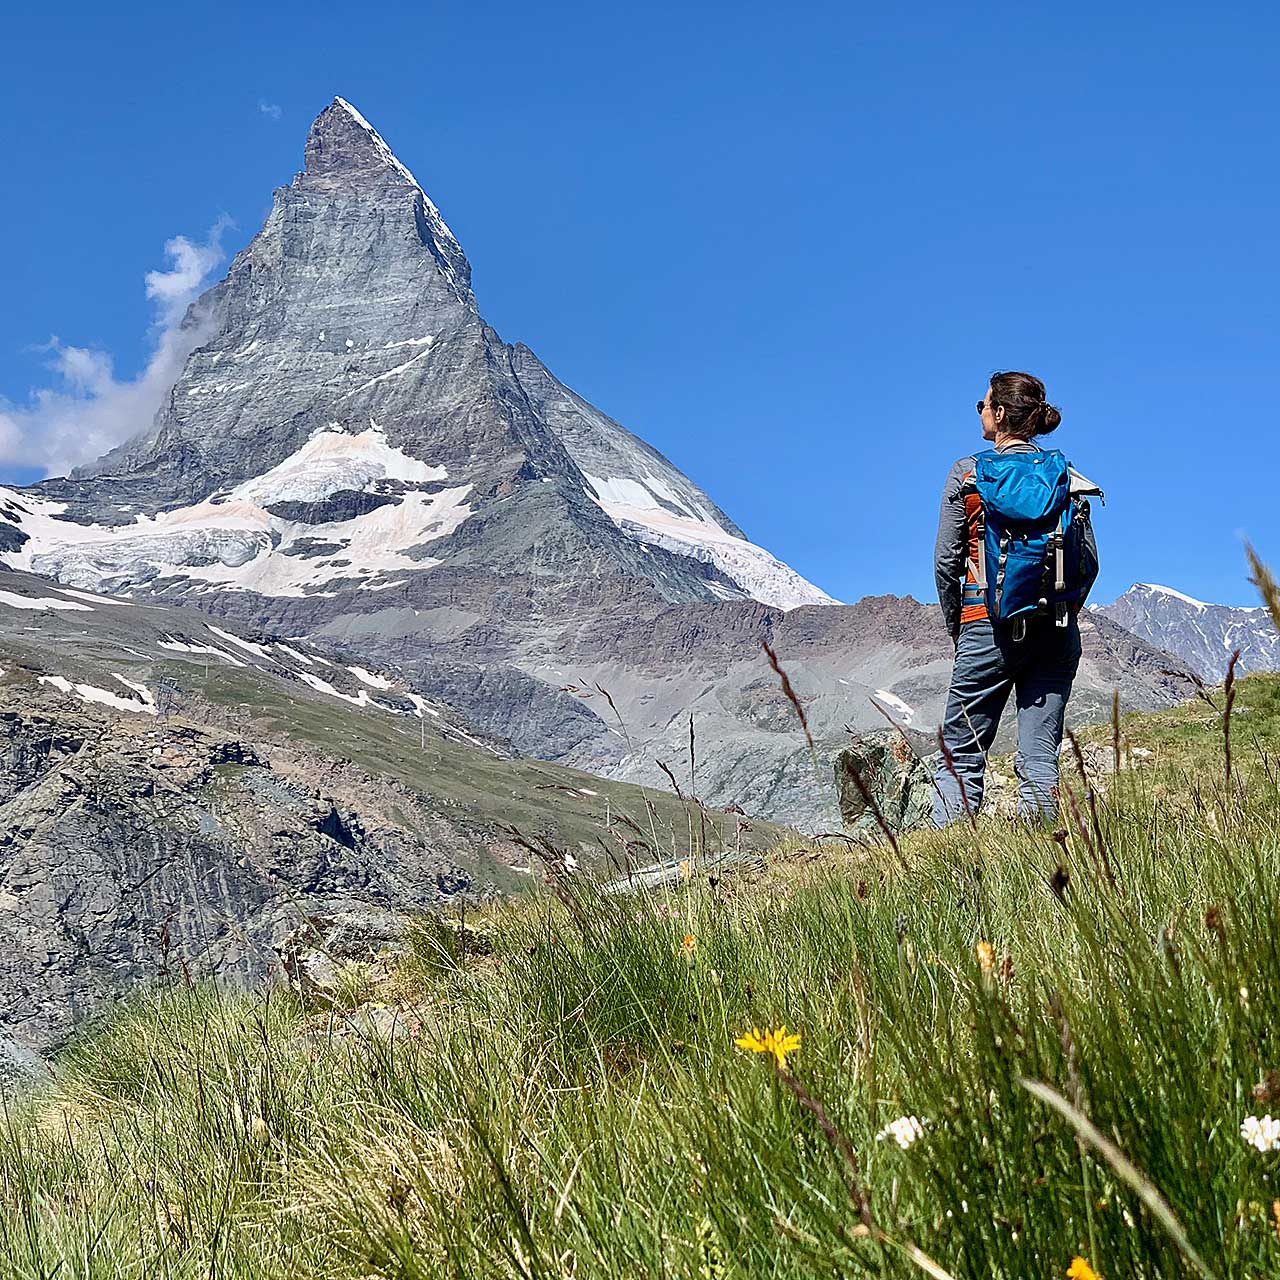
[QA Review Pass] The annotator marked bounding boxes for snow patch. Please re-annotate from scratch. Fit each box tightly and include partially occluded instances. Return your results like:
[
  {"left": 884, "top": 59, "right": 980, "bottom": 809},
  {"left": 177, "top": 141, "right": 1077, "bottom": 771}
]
[
  {"left": 406, "top": 693, "right": 441, "bottom": 718},
  {"left": 233, "top": 424, "right": 445, "bottom": 505},
  {"left": 275, "top": 643, "right": 314, "bottom": 667},
  {"left": 344, "top": 348, "right": 434, "bottom": 398},
  {"left": 157, "top": 637, "right": 247, "bottom": 668},
  {"left": 584, "top": 472, "right": 710, "bottom": 523},
  {"left": 207, "top": 625, "right": 272, "bottom": 660},
  {"left": 1137, "top": 583, "right": 1208, "bottom": 610},
  {"left": 872, "top": 689, "right": 917, "bottom": 727},
  {"left": 57, "top": 587, "right": 133, "bottom": 607},
  {"left": 0, "top": 589, "right": 93, "bottom": 612},
  {"left": 296, "top": 670, "right": 374, "bottom": 708},
  {"left": 1, "top": 461, "right": 474, "bottom": 598},
  {"left": 582, "top": 471, "right": 836, "bottom": 611},
  {"left": 39, "top": 672, "right": 157, "bottom": 715},
  {"left": 349, "top": 665, "right": 394, "bottom": 690}
]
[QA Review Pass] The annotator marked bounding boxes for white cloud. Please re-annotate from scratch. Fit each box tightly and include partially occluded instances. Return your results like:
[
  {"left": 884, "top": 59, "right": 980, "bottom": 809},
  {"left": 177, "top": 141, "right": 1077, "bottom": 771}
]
[
  {"left": 258, "top": 99, "right": 282, "bottom": 121},
  {"left": 144, "top": 228, "right": 228, "bottom": 326},
  {"left": 0, "top": 219, "right": 232, "bottom": 480}
]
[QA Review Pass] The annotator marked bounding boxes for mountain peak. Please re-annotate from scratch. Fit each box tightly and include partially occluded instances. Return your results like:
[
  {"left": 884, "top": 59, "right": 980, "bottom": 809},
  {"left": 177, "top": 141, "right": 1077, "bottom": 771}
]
[
  {"left": 302, "top": 96, "right": 466, "bottom": 279},
  {"left": 1099, "top": 583, "right": 1279, "bottom": 682},
  {"left": 1130, "top": 582, "right": 1208, "bottom": 610},
  {"left": 305, "top": 97, "right": 423, "bottom": 190}
]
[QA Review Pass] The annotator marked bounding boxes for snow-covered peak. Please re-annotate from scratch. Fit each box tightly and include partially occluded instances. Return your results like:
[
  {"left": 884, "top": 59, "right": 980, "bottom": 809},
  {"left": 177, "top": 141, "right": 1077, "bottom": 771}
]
[
  {"left": 1132, "top": 583, "right": 1208, "bottom": 610},
  {"left": 1098, "top": 582, "right": 1279, "bottom": 682}
]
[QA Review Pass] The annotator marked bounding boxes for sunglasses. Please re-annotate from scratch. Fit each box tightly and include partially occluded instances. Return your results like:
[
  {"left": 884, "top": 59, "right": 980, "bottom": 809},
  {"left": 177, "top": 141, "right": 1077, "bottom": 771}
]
[{"left": 976, "top": 398, "right": 998, "bottom": 416}]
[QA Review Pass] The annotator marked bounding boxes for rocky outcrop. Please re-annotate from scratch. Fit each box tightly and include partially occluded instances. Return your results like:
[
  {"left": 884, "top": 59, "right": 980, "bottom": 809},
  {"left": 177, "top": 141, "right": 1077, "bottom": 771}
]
[
  {"left": 0, "top": 697, "right": 471, "bottom": 1053},
  {"left": 834, "top": 734, "right": 936, "bottom": 838}
]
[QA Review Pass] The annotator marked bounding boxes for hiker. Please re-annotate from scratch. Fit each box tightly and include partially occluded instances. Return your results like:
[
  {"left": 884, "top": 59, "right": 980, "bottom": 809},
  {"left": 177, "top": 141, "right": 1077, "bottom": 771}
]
[{"left": 933, "top": 371, "right": 1101, "bottom": 825}]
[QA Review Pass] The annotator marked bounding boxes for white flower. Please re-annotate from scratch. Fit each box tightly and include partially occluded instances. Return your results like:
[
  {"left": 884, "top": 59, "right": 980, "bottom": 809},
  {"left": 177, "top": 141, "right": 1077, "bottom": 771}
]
[
  {"left": 1241, "top": 1114, "right": 1280, "bottom": 1152},
  {"left": 876, "top": 1115, "right": 926, "bottom": 1149}
]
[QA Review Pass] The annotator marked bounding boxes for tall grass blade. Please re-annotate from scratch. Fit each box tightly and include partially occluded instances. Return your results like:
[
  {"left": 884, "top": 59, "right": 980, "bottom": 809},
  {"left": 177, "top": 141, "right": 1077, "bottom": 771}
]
[{"left": 1019, "top": 1077, "right": 1219, "bottom": 1280}]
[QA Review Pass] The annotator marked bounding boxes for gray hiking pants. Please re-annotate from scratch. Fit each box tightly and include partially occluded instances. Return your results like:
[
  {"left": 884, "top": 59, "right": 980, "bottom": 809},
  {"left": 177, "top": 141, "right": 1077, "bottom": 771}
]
[{"left": 932, "top": 616, "right": 1082, "bottom": 826}]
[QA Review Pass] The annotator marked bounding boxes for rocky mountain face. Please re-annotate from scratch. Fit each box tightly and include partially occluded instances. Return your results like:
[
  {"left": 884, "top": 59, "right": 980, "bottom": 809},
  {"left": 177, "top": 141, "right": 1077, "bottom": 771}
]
[
  {"left": 0, "top": 99, "right": 1200, "bottom": 834},
  {"left": 11, "top": 99, "right": 824, "bottom": 614},
  {"left": 1096, "top": 584, "right": 1279, "bottom": 682}
]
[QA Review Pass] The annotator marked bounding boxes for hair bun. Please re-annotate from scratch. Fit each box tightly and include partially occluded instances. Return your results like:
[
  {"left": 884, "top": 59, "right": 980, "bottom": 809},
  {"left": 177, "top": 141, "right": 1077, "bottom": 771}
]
[{"left": 1039, "top": 402, "right": 1062, "bottom": 434}]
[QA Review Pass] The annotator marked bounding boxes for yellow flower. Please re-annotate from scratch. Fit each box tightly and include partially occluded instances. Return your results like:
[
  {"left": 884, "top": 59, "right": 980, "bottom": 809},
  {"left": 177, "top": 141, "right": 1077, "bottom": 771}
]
[
  {"left": 681, "top": 933, "right": 697, "bottom": 954},
  {"left": 976, "top": 940, "right": 995, "bottom": 975},
  {"left": 678, "top": 858, "right": 693, "bottom": 881},
  {"left": 1066, "top": 1258, "right": 1100, "bottom": 1280},
  {"left": 734, "top": 1025, "right": 801, "bottom": 1071}
]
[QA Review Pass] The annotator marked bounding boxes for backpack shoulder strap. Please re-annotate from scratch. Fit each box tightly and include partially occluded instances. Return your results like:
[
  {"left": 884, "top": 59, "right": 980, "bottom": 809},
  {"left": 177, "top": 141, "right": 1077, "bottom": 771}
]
[{"left": 959, "top": 463, "right": 987, "bottom": 590}]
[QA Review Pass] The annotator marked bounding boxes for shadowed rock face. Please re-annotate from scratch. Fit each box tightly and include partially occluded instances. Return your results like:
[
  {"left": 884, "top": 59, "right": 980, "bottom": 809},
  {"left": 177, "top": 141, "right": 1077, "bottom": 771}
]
[
  {"left": 0, "top": 701, "right": 470, "bottom": 1054},
  {"left": 0, "top": 99, "right": 1200, "bottom": 833}
]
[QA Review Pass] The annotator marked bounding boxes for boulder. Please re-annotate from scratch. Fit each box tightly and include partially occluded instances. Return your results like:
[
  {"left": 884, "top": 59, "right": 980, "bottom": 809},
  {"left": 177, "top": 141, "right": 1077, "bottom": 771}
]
[{"left": 834, "top": 733, "right": 937, "bottom": 839}]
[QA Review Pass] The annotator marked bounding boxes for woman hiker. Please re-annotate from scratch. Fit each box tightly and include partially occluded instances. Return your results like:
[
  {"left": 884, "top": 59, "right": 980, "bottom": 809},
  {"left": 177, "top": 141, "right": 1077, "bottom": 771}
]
[{"left": 933, "top": 371, "right": 1102, "bottom": 826}]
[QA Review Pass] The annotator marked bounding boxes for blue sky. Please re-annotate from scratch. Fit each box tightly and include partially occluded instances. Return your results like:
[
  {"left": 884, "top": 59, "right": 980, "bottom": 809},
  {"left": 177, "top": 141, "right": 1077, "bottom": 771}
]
[{"left": 0, "top": 1, "right": 1275, "bottom": 606}]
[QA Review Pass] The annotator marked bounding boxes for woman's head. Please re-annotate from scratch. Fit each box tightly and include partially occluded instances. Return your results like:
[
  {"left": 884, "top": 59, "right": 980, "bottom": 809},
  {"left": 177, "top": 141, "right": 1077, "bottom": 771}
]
[{"left": 977, "top": 371, "right": 1062, "bottom": 442}]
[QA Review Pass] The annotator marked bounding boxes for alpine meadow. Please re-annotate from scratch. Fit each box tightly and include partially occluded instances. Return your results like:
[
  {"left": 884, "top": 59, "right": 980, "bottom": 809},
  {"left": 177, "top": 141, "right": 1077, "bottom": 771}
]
[{"left": 5, "top": 618, "right": 1280, "bottom": 1278}]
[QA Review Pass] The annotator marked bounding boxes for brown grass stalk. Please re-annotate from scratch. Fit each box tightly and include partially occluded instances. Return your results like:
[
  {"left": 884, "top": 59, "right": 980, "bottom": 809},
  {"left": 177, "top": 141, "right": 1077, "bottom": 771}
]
[
  {"left": 935, "top": 730, "right": 977, "bottom": 831},
  {"left": 839, "top": 754, "right": 910, "bottom": 874},
  {"left": 1065, "top": 729, "right": 1114, "bottom": 887},
  {"left": 1059, "top": 773, "right": 1111, "bottom": 891},
  {"left": 1223, "top": 648, "right": 1241, "bottom": 788},
  {"left": 1111, "top": 690, "right": 1122, "bottom": 777},
  {"left": 774, "top": 1067, "right": 958, "bottom": 1279},
  {"left": 762, "top": 638, "right": 815, "bottom": 755},
  {"left": 1246, "top": 542, "right": 1280, "bottom": 636},
  {"left": 655, "top": 760, "right": 686, "bottom": 801}
]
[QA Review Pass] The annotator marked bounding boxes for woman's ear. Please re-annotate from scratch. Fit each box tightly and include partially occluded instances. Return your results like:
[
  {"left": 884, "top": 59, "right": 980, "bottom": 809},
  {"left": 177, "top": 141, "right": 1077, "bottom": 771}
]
[{"left": 994, "top": 404, "right": 1005, "bottom": 424}]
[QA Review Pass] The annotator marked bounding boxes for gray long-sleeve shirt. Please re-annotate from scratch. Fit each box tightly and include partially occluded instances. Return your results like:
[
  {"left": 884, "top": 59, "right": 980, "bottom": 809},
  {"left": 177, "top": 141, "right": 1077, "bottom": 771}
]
[{"left": 934, "top": 441, "right": 1100, "bottom": 637}]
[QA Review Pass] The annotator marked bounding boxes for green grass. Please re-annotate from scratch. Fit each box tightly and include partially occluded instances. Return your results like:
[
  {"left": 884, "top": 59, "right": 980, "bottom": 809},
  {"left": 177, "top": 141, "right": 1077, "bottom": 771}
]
[{"left": 4, "top": 676, "right": 1280, "bottom": 1279}]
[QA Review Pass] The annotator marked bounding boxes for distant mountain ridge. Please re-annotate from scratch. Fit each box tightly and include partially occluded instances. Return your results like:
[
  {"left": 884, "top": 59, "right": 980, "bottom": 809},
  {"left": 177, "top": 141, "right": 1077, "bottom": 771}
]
[{"left": 1096, "top": 583, "right": 1279, "bottom": 682}]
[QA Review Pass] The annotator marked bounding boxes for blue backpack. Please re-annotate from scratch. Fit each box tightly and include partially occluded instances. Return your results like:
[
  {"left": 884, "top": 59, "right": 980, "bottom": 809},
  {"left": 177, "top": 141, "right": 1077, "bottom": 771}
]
[{"left": 964, "top": 448, "right": 1099, "bottom": 631}]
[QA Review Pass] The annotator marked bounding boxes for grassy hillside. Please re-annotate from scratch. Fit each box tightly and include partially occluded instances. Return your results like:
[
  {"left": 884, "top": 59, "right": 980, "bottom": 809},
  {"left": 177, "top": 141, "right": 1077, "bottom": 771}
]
[
  {"left": 186, "top": 657, "right": 779, "bottom": 881},
  {"left": 3, "top": 674, "right": 1280, "bottom": 1279}
]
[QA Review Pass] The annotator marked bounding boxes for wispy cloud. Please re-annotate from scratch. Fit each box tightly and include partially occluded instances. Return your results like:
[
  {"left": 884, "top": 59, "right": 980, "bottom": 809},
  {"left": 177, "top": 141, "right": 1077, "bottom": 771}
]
[
  {"left": 258, "top": 99, "right": 282, "bottom": 121},
  {"left": 0, "top": 219, "right": 232, "bottom": 480}
]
